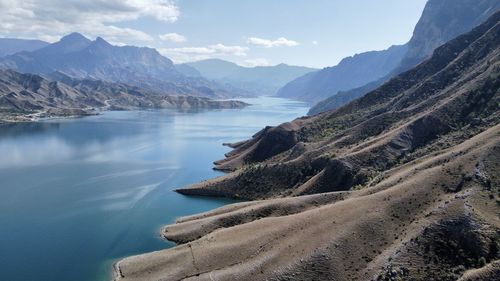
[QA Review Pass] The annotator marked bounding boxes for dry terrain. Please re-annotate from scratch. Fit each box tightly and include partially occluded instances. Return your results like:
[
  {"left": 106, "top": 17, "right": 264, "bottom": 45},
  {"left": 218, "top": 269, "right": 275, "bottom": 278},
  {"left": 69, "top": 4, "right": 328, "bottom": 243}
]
[
  {"left": 0, "top": 70, "right": 248, "bottom": 123},
  {"left": 114, "top": 11, "right": 500, "bottom": 281}
]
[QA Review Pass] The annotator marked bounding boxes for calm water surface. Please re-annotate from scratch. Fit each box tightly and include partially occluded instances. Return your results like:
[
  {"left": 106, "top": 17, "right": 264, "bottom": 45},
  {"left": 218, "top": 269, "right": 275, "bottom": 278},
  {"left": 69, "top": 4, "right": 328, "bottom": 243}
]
[{"left": 0, "top": 97, "right": 308, "bottom": 281}]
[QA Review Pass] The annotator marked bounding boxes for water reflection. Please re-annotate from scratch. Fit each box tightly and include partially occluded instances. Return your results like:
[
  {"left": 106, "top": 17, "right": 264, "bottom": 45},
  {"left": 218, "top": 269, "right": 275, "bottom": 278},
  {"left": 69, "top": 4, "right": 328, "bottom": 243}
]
[
  {"left": 0, "top": 122, "right": 61, "bottom": 138},
  {"left": 0, "top": 97, "right": 308, "bottom": 281}
]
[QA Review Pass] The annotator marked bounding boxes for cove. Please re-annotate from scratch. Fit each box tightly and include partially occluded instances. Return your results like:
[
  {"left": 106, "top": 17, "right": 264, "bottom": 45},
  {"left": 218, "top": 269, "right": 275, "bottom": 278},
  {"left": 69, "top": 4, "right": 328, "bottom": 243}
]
[{"left": 0, "top": 97, "right": 308, "bottom": 281}]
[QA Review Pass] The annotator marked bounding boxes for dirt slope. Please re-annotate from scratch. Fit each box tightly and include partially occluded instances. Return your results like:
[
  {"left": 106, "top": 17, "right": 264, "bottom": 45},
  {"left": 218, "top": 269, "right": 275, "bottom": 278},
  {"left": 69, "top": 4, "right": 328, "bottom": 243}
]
[
  {"left": 114, "top": 12, "right": 500, "bottom": 281},
  {"left": 115, "top": 123, "right": 499, "bottom": 281}
]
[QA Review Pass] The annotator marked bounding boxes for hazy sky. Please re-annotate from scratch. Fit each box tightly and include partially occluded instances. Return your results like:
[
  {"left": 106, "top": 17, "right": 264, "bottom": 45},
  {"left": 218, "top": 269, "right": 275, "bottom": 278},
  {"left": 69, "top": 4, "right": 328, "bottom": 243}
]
[{"left": 0, "top": 0, "right": 428, "bottom": 68}]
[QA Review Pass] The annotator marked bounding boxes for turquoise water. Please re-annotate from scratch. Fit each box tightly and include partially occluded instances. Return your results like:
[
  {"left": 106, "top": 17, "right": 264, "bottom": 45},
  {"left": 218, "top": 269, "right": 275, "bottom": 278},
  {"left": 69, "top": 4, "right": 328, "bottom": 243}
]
[{"left": 0, "top": 97, "right": 308, "bottom": 281}]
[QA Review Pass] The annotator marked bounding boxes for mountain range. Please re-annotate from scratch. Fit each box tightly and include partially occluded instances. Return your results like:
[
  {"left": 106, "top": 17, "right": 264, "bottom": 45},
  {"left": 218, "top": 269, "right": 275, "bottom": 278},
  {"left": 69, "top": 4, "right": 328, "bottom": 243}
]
[
  {"left": 115, "top": 10, "right": 500, "bottom": 281},
  {"left": 279, "top": 0, "right": 500, "bottom": 115},
  {"left": 276, "top": 44, "right": 408, "bottom": 103},
  {"left": 182, "top": 59, "right": 317, "bottom": 96},
  {"left": 0, "top": 33, "right": 248, "bottom": 99},
  {"left": 0, "top": 34, "right": 316, "bottom": 100}
]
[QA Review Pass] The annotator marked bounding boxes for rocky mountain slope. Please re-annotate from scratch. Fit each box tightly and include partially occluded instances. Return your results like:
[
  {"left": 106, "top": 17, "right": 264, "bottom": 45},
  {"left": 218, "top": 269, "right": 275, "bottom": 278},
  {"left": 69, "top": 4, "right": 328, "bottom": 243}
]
[
  {"left": 0, "top": 38, "right": 49, "bottom": 57},
  {"left": 183, "top": 59, "right": 241, "bottom": 80},
  {"left": 114, "top": 11, "right": 500, "bottom": 281},
  {"left": 0, "top": 33, "right": 241, "bottom": 98},
  {"left": 0, "top": 70, "right": 248, "bottom": 122},
  {"left": 400, "top": 0, "right": 500, "bottom": 69},
  {"left": 184, "top": 59, "right": 317, "bottom": 96},
  {"left": 276, "top": 45, "right": 408, "bottom": 103},
  {"left": 306, "top": 0, "right": 500, "bottom": 115}
]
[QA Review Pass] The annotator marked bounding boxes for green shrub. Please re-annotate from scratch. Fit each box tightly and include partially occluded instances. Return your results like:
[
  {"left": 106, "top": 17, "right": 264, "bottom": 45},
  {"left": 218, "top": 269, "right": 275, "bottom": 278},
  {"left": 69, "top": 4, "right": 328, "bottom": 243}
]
[{"left": 478, "top": 256, "right": 486, "bottom": 267}]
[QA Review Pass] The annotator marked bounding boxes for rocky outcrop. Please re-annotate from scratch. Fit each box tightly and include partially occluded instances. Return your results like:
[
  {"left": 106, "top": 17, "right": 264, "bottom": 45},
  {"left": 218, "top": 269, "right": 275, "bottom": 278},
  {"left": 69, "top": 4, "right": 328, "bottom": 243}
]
[{"left": 401, "top": 0, "right": 500, "bottom": 69}]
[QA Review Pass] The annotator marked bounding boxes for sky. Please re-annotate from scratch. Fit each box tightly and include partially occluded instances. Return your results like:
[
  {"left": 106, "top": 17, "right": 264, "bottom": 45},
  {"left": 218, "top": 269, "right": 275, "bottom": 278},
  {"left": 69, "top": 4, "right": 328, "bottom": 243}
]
[{"left": 0, "top": 0, "right": 428, "bottom": 68}]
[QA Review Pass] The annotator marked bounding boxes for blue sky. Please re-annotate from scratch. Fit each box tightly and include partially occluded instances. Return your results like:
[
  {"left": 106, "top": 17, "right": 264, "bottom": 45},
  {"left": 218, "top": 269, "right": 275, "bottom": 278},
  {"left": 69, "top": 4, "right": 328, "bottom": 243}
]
[{"left": 0, "top": 0, "right": 428, "bottom": 68}]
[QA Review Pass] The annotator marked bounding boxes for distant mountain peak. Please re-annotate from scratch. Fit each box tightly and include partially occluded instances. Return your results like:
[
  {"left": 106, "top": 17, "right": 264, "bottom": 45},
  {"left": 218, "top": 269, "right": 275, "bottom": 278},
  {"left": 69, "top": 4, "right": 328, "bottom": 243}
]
[
  {"left": 59, "top": 32, "right": 90, "bottom": 44},
  {"left": 37, "top": 32, "right": 93, "bottom": 55},
  {"left": 0, "top": 33, "right": 246, "bottom": 99},
  {"left": 91, "top": 36, "right": 112, "bottom": 49},
  {"left": 276, "top": 63, "right": 288, "bottom": 66},
  {"left": 185, "top": 58, "right": 317, "bottom": 96},
  {"left": 94, "top": 36, "right": 109, "bottom": 44}
]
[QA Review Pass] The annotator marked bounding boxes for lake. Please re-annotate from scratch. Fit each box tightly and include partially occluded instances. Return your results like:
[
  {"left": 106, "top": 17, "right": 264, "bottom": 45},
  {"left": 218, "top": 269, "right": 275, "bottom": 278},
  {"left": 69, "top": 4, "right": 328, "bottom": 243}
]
[{"left": 0, "top": 97, "right": 308, "bottom": 281}]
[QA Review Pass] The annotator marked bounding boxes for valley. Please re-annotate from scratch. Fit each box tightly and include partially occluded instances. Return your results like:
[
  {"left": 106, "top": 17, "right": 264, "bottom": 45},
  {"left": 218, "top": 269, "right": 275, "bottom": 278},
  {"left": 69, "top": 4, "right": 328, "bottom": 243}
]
[
  {"left": 114, "top": 8, "right": 500, "bottom": 281},
  {"left": 0, "top": 1, "right": 498, "bottom": 281}
]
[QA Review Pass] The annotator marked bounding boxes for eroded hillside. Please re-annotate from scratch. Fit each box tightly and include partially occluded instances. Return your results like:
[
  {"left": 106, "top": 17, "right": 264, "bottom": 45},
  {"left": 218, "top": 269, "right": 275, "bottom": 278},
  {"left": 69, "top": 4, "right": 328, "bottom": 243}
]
[{"left": 114, "top": 11, "right": 500, "bottom": 281}]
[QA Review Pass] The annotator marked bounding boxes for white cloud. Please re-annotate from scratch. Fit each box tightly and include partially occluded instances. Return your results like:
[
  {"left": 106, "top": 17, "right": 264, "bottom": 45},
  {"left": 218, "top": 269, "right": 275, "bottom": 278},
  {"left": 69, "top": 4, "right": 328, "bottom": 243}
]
[
  {"left": 159, "top": 32, "right": 187, "bottom": 43},
  {"left": 242, "top": 58, "right": 270, "bottom": 67},
  {"left": 132, "top": 0, "right": 180, "bottom": 22},
  {"left": 162, "top": 47, "right": 214, "bottom": 55},
  {"left": 247, "top": 37, "right": 300, "bottom": 48},
  {"left": 0, "top": 0, "right": 179, "bottom": 43},
  {"left": 158, "top": 44, "right": 248, "bottom": 63},
  {"left": 210, "top": 44, "right": 248, "bottom": 56},
  {"left": 312, "top": 41, "right": 318, "bottom": 45}
]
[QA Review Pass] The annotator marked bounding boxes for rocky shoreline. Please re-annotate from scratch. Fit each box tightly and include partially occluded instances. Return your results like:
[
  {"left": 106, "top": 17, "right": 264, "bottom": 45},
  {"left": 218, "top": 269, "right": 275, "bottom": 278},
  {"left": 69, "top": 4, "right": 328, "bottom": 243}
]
[{"left": 114, "top": 123, "right": 499, "bottom": 281}]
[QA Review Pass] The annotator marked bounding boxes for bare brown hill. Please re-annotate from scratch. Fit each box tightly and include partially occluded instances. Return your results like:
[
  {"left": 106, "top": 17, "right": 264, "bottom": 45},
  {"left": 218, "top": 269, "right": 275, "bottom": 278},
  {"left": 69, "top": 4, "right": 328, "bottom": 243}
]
[
  {"left": 177, "top": 11, "right": 500, "bottom": 200},
  {"left": 114, "top": 11, "right": 500, "bottom": 281},
  {"left": 115, "top": 120, "right": 499, "bottom": 281},
  {"left": 0, "top": 70, "right": 248, "bottom": 122}
]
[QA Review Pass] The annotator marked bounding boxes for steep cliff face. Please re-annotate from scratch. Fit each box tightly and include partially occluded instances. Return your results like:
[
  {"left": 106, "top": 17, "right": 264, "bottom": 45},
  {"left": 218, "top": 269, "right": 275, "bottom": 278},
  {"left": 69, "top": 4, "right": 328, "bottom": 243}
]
[
  {"left": 113, "top": 13, "right": 500, "bottom": 281},
  {"left": 307, "top": 0, "right": 500, "bottom": 115},
  {"left": 402, "top": 0, "right": 500, "bottom": 68}
]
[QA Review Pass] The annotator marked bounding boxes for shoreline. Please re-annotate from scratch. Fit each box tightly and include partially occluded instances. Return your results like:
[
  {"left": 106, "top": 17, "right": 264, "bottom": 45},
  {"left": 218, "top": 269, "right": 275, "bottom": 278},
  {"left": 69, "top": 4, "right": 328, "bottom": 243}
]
[
  {"left": 110, "top": 124, "right": 500, "bottom": 281},
  {"left": 0, "top": 100, "right": 251, "bottom": 124},
  {"left": 0, "top": 112, "right": 98, "bottom": 124},
  {"left": 0, "top": 96, "right": 299, "bottom": 281}
]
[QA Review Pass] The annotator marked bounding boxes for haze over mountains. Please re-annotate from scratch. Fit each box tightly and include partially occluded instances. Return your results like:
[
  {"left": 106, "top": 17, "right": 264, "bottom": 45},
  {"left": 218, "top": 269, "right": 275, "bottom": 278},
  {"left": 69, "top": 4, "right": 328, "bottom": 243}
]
[
  {"left": 279, "top": 0, "right": 500, "bottom": 115},
  {"left": 276, "top": 44, "right": 408, "bottom": 103},
  {"left": 0, "top": 33, "right": 247, "bottom": 99},
  {"left": 116, "top": 9, "right": 500, "bottom": 281},
  {"left": 0, "top": 32, "right": 318, "bottom": 121},
  {"left": 0, "top": 38, "right": 49, "bottom": 57},
  {"left": 1, "top": 0, "right": 498, "bottom": 116},
  {"left": 182, "top": 59, "right": 317, "bottom": 96},
  {"left": 0, "top": 33, "right": 262, "bottom": 122},
  {"left": 0, "top": 33, "right": 317, "bottom": 101}
]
